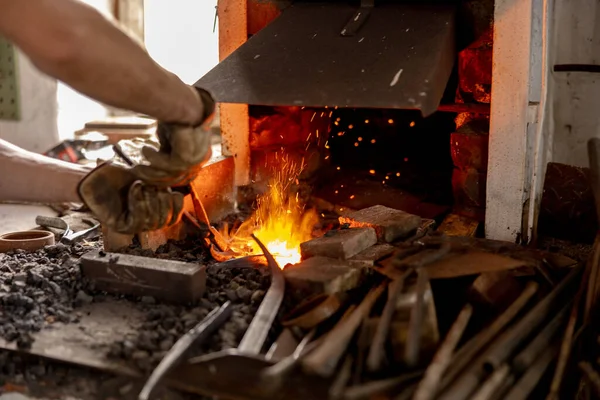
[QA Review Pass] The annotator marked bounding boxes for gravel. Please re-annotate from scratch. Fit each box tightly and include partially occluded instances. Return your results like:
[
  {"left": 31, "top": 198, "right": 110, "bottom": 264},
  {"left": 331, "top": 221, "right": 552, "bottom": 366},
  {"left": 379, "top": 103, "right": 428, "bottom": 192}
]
[
  {"left": 0, "top": 232, "right": 281, "bottom": 376},
  {"left": 0, "top": 241, "right": 101, "bottom": 350},
  {"left": 107, "top": 262, "right": 272, "bottom": 372}
]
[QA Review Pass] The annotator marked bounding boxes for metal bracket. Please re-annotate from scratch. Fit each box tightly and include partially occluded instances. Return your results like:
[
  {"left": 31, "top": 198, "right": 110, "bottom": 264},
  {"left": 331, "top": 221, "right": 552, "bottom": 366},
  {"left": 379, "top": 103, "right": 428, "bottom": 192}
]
[
  {"left": 0, "top": 36, "right": 20, "bottom": 121},
  {"left": 340, "top": 0, "right": 374, "bottom": 36}
]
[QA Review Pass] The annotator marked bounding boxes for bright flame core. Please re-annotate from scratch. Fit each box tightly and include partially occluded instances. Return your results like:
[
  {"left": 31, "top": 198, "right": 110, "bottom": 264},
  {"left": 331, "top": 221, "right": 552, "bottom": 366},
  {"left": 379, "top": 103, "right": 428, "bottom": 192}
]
[{"left": 221, "top": 155, "right": 318, "bottom": 267}]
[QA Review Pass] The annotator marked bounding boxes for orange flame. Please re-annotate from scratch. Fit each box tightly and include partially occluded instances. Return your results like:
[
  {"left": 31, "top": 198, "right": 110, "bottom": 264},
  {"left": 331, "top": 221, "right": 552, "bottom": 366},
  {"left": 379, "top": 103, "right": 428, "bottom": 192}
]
[{"left": 220, "top": 155, "right": 318, "bottom": 267}]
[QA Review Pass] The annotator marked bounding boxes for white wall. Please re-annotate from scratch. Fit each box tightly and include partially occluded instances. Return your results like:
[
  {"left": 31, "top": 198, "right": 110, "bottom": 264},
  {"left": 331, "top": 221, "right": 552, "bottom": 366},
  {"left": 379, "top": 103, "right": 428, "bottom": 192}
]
[
  {"left": 0, "top": 51, "right": 58, "bottom": 153},
  {"left": 57, "top": 0, "right": 110, "bottom": 141},
  {"left": 550, "top": 0, "right": 600, "bottom": 167},
  {"left": 144, "top": 0, "right": 219, "bottom": 85}
]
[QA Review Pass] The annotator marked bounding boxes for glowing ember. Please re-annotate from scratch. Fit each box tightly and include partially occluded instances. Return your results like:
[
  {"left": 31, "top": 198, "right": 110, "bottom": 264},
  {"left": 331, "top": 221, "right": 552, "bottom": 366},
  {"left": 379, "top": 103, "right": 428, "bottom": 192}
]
[{"left": 220, "top": 155, "right": 318, "bottom": 268}]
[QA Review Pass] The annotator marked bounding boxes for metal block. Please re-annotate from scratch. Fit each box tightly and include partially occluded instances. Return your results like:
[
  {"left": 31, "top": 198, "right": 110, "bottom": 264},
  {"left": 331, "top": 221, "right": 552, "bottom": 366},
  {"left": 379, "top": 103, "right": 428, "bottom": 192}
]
[
  {"left": 80, "top": 250, "right": 206, "bottom": 304},
  {"left": 0, "top": 37, "right": 20, "bottom": 120}
]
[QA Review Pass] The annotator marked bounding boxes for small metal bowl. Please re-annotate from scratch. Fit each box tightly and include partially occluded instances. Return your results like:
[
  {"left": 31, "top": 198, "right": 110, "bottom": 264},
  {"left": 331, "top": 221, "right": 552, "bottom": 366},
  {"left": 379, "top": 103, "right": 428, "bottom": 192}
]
[{"left": 0, "top": 230, "right": 55, "bottom": 253}]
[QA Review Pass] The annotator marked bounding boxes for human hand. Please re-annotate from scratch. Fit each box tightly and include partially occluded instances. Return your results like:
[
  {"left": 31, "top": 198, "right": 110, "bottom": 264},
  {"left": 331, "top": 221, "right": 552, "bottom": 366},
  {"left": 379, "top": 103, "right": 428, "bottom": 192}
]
[
  {"left": 131, "top": 87, "right": 216, "bottom": 188},
  {"left": 77, "top": 162, "right": 185, "bottom": 234}
]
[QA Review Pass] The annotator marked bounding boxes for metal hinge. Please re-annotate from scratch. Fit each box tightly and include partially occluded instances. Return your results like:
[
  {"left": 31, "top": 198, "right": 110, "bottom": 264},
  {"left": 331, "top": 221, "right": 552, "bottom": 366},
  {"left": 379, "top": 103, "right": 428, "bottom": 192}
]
[{"left": 0, "top": 36, "right": 20, "bottom": 121}]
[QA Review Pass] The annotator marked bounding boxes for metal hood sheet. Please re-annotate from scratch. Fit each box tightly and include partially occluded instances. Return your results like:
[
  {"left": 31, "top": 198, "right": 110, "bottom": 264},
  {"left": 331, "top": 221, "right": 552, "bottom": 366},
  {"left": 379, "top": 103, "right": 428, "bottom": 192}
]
[{"left": 195, "top": 2, "right": 456, "bottom": 116}]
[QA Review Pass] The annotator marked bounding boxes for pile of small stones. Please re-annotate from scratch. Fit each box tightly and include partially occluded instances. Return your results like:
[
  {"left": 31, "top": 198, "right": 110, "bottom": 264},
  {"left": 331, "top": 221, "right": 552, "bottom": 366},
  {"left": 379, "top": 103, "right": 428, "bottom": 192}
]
[
  {"left": 107, "top": 254, "right": 271, "bottom": 372},
  {"left": 0, "top": 241, "right": 101, "bottom": 350}
]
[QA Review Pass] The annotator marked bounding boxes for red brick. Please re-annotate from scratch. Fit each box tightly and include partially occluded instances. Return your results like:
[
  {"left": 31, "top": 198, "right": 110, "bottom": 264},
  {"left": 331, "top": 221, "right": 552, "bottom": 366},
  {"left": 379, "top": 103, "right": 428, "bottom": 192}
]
[
  {"left": 457, "top": 29, "right": 492, "bottom": 103},
  {"left": 451, "top": 120, "right": 489, "bottom": 172},
  {"left": 452, "top": 168, "right": 487, "bottom": 209},
  {"left": 249, "top": 106, "right": 330, "bottom": 149},
  {"left": 247, "top": 0, "right": 281, "bottom": 36}
]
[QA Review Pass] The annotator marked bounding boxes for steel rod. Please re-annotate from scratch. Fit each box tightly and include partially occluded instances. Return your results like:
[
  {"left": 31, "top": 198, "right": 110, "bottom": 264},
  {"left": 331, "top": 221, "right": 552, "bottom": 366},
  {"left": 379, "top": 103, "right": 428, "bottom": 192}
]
[
  {"left": 413, "top": 303, "right": 473, "bottom": 400},
  {"left": 439, "top": 282, "right": 538, "bottom": 391}
]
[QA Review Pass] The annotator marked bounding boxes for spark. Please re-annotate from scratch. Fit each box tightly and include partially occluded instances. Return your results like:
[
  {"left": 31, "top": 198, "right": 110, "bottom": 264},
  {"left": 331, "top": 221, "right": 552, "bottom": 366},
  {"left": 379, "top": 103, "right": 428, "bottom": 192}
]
[
  {"left": 358, "top": 137, "right": 363, "bottom": 142},
  {"left": 390, "top": 68, "right": 403, "bottom": 87},
  {"left": 365, "top": 119, "right": 370, "bottom": 124},
  {"left": 350, "top": 195, "right": 355, "bottom": 199},
  {"left": 217, "top": 154, "right": 318, "bottom": 267},
  {"left": 335, "top": 190, "right": 339, "bottom": 194},
  {"left": 388, "top": 119, "right": 394, "bottom": 124},
  {"left": 371, "top": 139, "right": 376, "bottom": 144},
  {"left": 396, "top": 172, "right": 401, "bottom": 176},
  {"left": 369, "top": 169, "right": 376, "bottom": 174},
  {"left": 337, "top": 166, "right": 341, "bottom": 171},
  {"left": 349, "top": 124, "right": 354, "bottom": 129},
  {"left": 410, "top": 121, "right": 416, "bottom": 127},
  {"left": 354, "top": 142, "right": 359, "bottom": 147},
  {"left": 311, "top": 112, "right": 316, "bottom": 122}
]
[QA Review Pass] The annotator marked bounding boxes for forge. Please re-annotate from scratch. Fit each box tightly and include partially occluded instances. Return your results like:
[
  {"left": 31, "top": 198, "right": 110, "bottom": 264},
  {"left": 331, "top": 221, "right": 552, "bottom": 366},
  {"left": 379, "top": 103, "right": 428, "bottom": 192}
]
[{"left": 2, "top": 1, "right": 597, "bottom": 400}]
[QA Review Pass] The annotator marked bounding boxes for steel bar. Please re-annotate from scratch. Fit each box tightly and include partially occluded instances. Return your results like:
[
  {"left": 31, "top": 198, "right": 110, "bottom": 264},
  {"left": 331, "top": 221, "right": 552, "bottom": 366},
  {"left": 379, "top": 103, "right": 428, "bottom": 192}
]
[
  {"left": 440, "top": 281, "right": 538, "bottom": 389},
  {"left": 238, "top": 234, "right": 285, "bottom": 354},
  {"left": 302, "top": 282, "right": 386, "bottom": 377},
  {"left": 329, "top": 356, "right": 354, "bottom": 399},
  {"left": 439, "top": 267, "right": 580, "bottom": 400},
  {"left": 404, "top": 269, "right": 429, "bottom": 367},
  {"left": 505, "top": 346, "right": 559, "bottom": 400},
  {"left": 585, "top": 138, "right": 600, "bottom": 323},
  {"left": 470, "top": 364, "right": 511, "bottom": 400},
  {"left": 367, "top": 277, "right": 406, "bottom": 372},
  {"left": 413, "top": 303, "right": 473, "bottom": 400},
  {"left": 483, "top": 265, "right": 581, "bottom": 370},
  {"left": 342, "top": 371, "right": 423, "bottom": 400},
  {"left": 512, "top": 301, "right": 570, "bottom": 372},
  {"left": 139, "top": 301, "right": 233, "bottom": 400},
  {"left": 579, "top": 362, "right": 600, "bottom": 398},
  {"left": 189, "top": 184, "right": 229, "bottom": 252},
  {"left": 547, "top": 265, "right": 587, "bottom": 400}
]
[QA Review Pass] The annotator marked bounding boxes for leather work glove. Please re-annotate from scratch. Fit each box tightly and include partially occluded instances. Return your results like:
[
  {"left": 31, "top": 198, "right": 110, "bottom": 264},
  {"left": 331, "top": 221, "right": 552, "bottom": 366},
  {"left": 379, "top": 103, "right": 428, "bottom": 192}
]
[
  {"left": 77, "top": 162, "right": 185, "bottom": 234},
  {"left": 76, "top": 87, "right": 215, "bottom": 234},
  {"left": 130, "top": 87, "right": 216, "bottom": 188}
]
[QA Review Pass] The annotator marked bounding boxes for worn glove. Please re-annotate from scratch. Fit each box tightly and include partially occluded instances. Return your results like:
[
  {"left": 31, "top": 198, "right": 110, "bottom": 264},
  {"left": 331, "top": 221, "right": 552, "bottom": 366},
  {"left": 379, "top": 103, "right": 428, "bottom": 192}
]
[
  {"left": 131, "top": 87, "right": 216, "bottom": 188},
  {"left": 77, "top": 162, "right": 185, "bottom": 234},
  {"left": 76, "top": 87, "right": 215, "bottom": 234}
]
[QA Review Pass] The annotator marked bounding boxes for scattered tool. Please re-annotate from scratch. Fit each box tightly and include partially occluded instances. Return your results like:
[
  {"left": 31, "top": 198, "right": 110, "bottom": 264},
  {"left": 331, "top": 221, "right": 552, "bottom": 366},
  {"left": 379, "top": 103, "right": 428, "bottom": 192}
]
[
  {"left": 138, "top": 301, "right": 233, "bottom": 400},
  {"left": 167, "top": 234, "right": 289, "bottom": 399},
  {"left": 35, "top": 215, "right": 100, "bottom": 245}
]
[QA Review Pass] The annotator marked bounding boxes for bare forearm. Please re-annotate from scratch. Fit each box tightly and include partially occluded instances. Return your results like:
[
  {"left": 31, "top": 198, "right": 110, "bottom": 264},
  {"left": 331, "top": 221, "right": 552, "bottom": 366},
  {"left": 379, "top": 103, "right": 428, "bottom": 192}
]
[
  {"left": 0, "top": 139, "right": 88, "bottom": 203},
  {"left": 0, "top": 0, "right": 202, "bottom": 125}
]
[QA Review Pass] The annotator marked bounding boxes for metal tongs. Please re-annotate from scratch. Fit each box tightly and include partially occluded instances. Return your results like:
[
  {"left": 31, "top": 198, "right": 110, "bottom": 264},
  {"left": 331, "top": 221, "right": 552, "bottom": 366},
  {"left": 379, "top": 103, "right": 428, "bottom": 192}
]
[
  {"left": 35, "top": 215, "right": 100, "bottom": 245},
  {"left": 166, "top": 234, "right": 286, "bottom": 399},
  {"left": 139, "top": 301, "right": 234, "bottom": 400}
]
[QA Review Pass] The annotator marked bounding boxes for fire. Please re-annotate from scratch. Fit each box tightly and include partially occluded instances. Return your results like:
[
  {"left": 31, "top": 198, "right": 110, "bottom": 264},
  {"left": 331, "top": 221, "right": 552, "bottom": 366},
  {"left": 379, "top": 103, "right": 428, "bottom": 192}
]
[{"left": 220, "top": 155, "right": 318, "bottom": 267}]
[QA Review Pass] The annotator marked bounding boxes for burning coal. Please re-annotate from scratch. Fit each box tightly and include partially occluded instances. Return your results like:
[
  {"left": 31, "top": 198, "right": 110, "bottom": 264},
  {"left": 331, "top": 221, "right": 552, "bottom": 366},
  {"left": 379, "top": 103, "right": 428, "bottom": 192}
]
[{"left": 221, "top": 154, "right": 318, "bottom": 267}]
